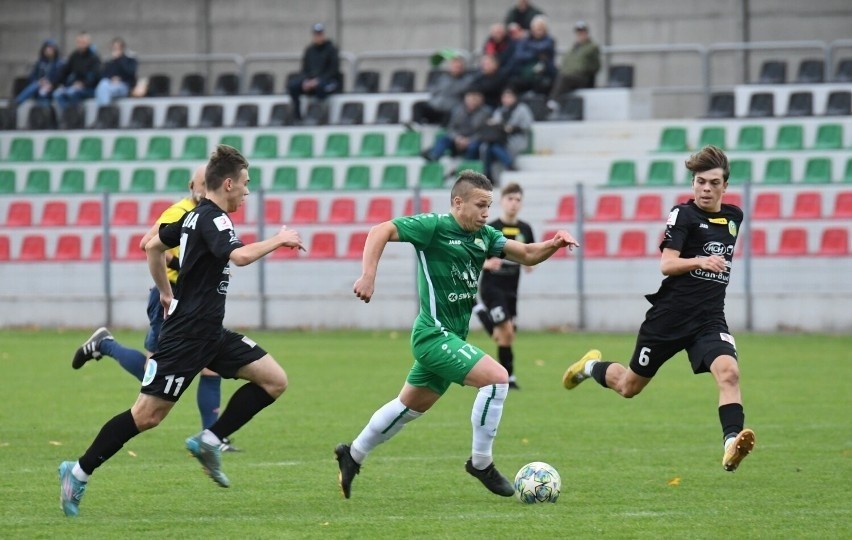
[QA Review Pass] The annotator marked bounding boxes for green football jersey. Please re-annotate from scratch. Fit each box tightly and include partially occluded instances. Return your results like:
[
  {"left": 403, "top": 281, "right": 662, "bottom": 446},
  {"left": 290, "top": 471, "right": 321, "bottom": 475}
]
[{"left": 393, "top": 212, "right": 507, "bottom": 339}]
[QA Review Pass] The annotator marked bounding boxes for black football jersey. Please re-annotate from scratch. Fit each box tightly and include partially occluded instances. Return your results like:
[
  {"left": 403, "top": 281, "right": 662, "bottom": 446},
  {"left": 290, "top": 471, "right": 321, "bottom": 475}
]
[
  {"left": 157, "top": 198, "right": 244, "bottom": 339},
  {"left": 480, "top": 218, "right": 535, "bottom": 292},
  {"left": 645, "top": 200, "right": 743, "bottom": 314}
]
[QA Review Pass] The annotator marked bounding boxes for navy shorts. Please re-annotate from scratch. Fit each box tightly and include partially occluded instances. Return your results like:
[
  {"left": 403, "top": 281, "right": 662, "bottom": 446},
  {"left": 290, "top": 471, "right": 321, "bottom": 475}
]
[{"left": 480, "top": 286, "right": 518, "bottom": 326}]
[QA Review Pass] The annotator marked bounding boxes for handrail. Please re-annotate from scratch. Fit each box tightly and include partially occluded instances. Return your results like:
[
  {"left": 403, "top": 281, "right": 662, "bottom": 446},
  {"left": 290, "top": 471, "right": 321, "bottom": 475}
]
[{"left": 707, "top": 40, "right": 829, "bottom": 82}]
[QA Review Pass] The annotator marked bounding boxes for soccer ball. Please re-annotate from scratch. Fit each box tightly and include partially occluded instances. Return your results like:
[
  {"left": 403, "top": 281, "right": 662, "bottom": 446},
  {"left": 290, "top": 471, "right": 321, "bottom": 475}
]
[{"left": 513, "top": 462, "right": 561, "bottom": 504}]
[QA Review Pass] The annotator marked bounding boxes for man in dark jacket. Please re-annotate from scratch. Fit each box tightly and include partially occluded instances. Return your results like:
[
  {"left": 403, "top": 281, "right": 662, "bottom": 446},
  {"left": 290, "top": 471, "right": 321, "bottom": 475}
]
[
  {"left": 423, "top": 90, "right": 491, "bottom": 161},
  {"left": 504, "top": 0, "right": 544, "bottom": 31},
  {"left": 469, "top": 54, "right": 507, "bottom": 110},
  {"left": 52, "top": 31, "right": 102, "bottom": 111},
  {"left": 412, "top": 55, "right": 475, "bottom": 125},
  {"left": 14, "top": 39, "right": 64, "bottom": 107},
  {"left": 287, "top": 23, "right": 342, "bottom": 122},
  {"left": 95, "top": 37, "right": 138, "bottom": 106},
  {"left": 504, "top": 15, "right": 556, "bottom": 97}
]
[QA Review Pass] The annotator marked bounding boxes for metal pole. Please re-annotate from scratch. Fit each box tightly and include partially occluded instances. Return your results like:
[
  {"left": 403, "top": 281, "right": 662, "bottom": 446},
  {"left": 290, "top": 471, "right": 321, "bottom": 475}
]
[
  {"left": 741, "top": 0, "right": 751, "bottom": 84},
  {"left": 742, "top": 181, "right": 753, "bottom": 331},
  {"left": 103, "top": 191, "right": 112, "bottom": 327},
  {"left": 576, "top": 183, "right": 586, "bottom": 331},
  {"left": 257, "top": 187, "right": 267, "bottom": 329}
]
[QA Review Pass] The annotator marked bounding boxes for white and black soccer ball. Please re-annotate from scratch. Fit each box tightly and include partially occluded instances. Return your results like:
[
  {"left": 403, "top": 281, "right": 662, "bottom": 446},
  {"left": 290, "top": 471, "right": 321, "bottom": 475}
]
[{"left": 513, "top": 461, "right": 561, "bottom": 504}]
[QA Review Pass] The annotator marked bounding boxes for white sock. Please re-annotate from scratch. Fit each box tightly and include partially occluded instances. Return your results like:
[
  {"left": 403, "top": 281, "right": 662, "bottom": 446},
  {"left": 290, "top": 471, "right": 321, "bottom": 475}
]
[
  {"left": 72, "top": 462, "right": 89, "bottom": 482},
  {"left": 583, "top": 360, "right": 599, "bottom": 377},
  {"left": 724, "top": 436, "right": 736, "bottom": 450},
  {"left": 201, "top": 429, "right": 221, "bottom": 446},
  {"left": 471, "top": 383, "right": 509, "bottom": 469},
  {"left": 351, "top": 398, "right": 422, "bottom": 464}
]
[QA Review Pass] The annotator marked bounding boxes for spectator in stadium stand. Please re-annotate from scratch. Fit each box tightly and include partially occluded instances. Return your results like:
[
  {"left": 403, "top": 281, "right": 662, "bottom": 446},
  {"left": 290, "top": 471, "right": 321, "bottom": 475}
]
[
  {"left": 287, "top": 23, "right": 342, "bottom": 122},
  {"left": 550, "top": 21, "right": 601, "bottom": 100},
  {"left": 94, "top": 37, "right": 137, "bottom": 106},
  {"left": 478, "top": 86, "right": 533, "bottom": 180},
  {"left": 422, "top": 89, "right": 491, "bottom": 162},
  {"left": 507, "top": 22, "right": 526, "bottom": 42},
  {"left": 412, "top": 55, "right": 475, "bottom": 126},
  {"left": 52, "top": 31, "right": 102, "bottom": 112},
  {"left": 13, "top": 38, "right": 64, "bottom": 107},
  {"left": 504, "top": 15, "right": 557, "bottom": 97},
  {"left": 504, "top": 0, "right": 544, "bottom": 31},
  {"left": 469, "top": 54, "right": 507, "bottom": 110},
  {"left": 482, "top": 23, "right": 515, "bottom": 67}
]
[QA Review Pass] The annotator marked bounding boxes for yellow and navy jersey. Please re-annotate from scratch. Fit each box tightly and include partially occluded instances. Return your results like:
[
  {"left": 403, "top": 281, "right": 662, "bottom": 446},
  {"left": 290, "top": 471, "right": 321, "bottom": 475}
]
[{"left": 156, "top": 197, "right": 197, "bottom": 284}]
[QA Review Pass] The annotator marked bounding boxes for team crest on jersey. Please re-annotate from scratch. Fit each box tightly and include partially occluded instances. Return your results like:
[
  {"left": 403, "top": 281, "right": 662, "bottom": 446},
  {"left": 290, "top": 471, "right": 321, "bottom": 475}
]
[
  {"left": 214, "top": 215, "right": 234, "bottom": 231},
  {"left": 728, "top": 221, "right": 738, "bottom": 237},
  {"left": 142, "top": 359, "right": 157, "bottom": 386},
  {"left": 474, "top": 238, "right": 485, "bottom": 250}
]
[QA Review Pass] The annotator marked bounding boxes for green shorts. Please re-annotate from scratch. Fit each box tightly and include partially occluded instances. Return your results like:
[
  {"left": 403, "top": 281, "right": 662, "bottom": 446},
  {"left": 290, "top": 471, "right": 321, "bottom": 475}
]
[{"left": 408, "top": 323, "right": 488, "bottom": 395}]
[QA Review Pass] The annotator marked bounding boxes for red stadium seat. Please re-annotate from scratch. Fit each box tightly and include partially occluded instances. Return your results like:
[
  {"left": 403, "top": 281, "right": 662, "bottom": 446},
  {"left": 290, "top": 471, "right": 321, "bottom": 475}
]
[
  {"left": 75, "top": 200, "right": 103, "bottom": 226},
  {"left": 589, "top": 194, "right": 623, "bottom": 221},
  {"left": 230, "top": 204, "right": 246, "bottom": 224},
  {"left": 19, "top": 234, "right": 46, "bottom": 261},
  {"left": 328, "top": 197, "right": 356, "bottom": 224},
  {"left": 404, "top": 197, "right": 431, "bottom": 215},
  {"left": 112, "top": 200, "right": 139, "bottom": 226},
  {"left": 270, "top": 243, "right": 300, "bottom": 259},
  {"left": 818, "top": 228, "right": 849, "bottom": 256},
  {"left": 54, "top": 234, "right": 82, "bottom": 261},
  {"left": 675, "top": 192, "right": 693, "bottom": 205},
  {"left": 582, "top": 230, "right": 608, "bottom": 258},
  {"left": 308, "top": 231, "right": 337, "bottom": 259},
  {"left": 0, "top": 235, "right": 9, "bottom": 261},
  {"left": 617, "top": 230, "right": 648, "bottom": 257},
  {"left": 345, "top": 231, "right": 369, "bottom": 259},
  {"left": 541, "top": 230, "right": 568, "bottom": 258},
  {"left": 365, "top": 197, "right": 393, "bottom": 223},
  {"left": 6, "top": 201, "right": 32, "bottom": 227},
  {"left": 724, "top": 192, "right": 743, "bottom": 210},
  {"left": 41, "top": 201, "right": 68, "bottom": 226},
  {"left": 124, "top": 234, "right": 147, "bottom": 260},
  {"left": 88, "top": 234, "right": 118, "bottom": 261},
  {"left": 831, "top": 192, "right": 852, "bottom": 219},
  {"left": 632, "top": 194, "right": 663, "bottom": 221},
  {"left": 753, "top": 192, "right": 781, "bottom": 220},
  {"left": 791, "top": 191, "right": 822, "bottom": 219},
  {"left": 239, "top": 232, "right": 257, "bottom": 245},
  {"left": 146, "top": 199, "right": 173, "bottom": 223},
  {"left": 291, "top": 198, "right": 319, "bottom": 224},
  {"left": 776, "top": 227, "right": 808, "bottom": 256},
  {"left": 549, "top": 194, "right": 576, "bottom": 222},
  {"left": 264, "top": 199, "right": 282, "bottom": 224}
]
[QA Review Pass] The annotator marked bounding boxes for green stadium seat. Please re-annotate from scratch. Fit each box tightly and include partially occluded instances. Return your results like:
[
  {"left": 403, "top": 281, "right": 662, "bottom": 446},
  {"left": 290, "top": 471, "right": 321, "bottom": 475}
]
[
  {"left": 646, "top": 160, "right": 675, "bottom": 186},
  {"left": 763, "top": 158, "right": 792, "bottom": 184},
  {"left": 358, "top": 133, "right": 386, "bottom": 157},
  {"left": 129, "top": 168, "right": 156, "bottom": 192},
  {"left": 7, "top": 137, "right": 34, "bottom": 161},
  {"left": 657, "top": 127, "right": 688, "bottom": 152},
  {"left": 286, "top": 134, "right": 313, "bottom": 158},
  {"left": 24, "top": 169, "right": 51, "bottom": 193},
  {"left": 697, "top": 126, "right": 726, "bottom": 149},
  {"left": 813, "top": 123, "right": 843, "bottom": 150},
  {"left": 322, "top": 133, "right": 350, "bottom": 158},
  {"left": 307, "top": 166, "right": 334, "bottom": 190},
  {"left": 145, "top": 136, "right": 172, "bottom": 160},
  {"left": 735, "top": 126, "right": 764, "bottom": 151},
  {"left": 728, "top": 159, "right": 752, "bottom": 184},
  {"left": 93, "top": 168, "right": 121, "bottom": 192},
  {"left": 181, "top": 135, "right": 208, "bottom": 160},
  {"left": 271, "top": 166, "right": 299, "bottom": 191},
  {"left": 845, "top": 158, "right": 852, "bottom": 183},
  {"left": 418, "top": 162, "right": 444, "bottom": 189},
  {"left": 343, "top": 165, "right": 371, "bottom": 190},
  {"left": 166, "top": 168, "right": 191, "bottom": 191},
  {"left": 75, "top": 136, "right": 103, "bottom": 161},
  {"left": 803, "top": 157, "right": 832, "bottom": 184},
  {"left": 110, "top": 136, "right": 138, "bottom": 161},
  {"left": 0, "top": 170, "right": 15, "bottom": 193},
  {"left": 607, "top": 160, "right": 636, "bottom": 186},
  {"left": 219, "top": 134, "right": 243, "bottom": 152},
  {"left": 773, "top": 125, "right": 803, "bottom": 151},
  {"left": 58, "top": 169, "right": 86, "bottom": 193},
  {"left": 251, "top": 134, "right": 278, "bottom": 159},
  {"left": 457, "top": 160, "right": 484, "bottom": 174},
  {"left": 248, "top": 166, "right": 262, "bottom": 188},
  {"left": 380, "top": 165, "right": 408, "bottom": 189},
  {"left": 394, "top": 131, "right": 421, "bottom": 157},
  {"left": 42, "top": 137, "right": 68, "bottom": 161}
]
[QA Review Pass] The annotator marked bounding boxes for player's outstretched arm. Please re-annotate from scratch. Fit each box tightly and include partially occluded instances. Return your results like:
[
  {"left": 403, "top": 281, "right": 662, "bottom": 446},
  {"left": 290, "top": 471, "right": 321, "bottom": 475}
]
[
  {"left": 145, "top": 234, "right": 174, "bottom": 311},
  {"left": 503, "top": 230, "right": 579, "bottom": 266},
  {"left": 230, "top": 226, "right": 304, "bottom": 267},
  {"left": 354, "top": 221, "right": 399, "bottom": 303},
  {"left": 660, "top": 248, "right": 726, "bottom": 276}
]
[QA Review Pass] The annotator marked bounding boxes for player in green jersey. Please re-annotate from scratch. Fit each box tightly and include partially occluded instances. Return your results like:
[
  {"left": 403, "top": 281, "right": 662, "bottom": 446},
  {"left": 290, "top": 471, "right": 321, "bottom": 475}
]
[{"left": 334, "top": 170, "right": 578, "bottom": 499}]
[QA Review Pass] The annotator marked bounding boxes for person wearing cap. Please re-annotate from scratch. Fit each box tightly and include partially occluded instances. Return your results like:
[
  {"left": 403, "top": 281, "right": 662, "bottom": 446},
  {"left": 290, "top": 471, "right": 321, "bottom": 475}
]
[
  {"left": 550, "top": 20, "right": 601, "bottom": 99},
  {"left": 287, "top": 23, "right": 342, "bottom": 122}
]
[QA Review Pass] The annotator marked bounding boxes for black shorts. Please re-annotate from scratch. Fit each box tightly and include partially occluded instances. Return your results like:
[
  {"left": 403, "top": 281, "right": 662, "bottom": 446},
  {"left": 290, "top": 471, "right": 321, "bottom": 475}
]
[
  {"left": 480, "top": 286, "right": 518, "bottom": 326},
  {"left": 628, "top": 307, "right": 737, "bottom": 378},
  {"left": 141, "top": 329, "right": 267, "bottom": 402}
]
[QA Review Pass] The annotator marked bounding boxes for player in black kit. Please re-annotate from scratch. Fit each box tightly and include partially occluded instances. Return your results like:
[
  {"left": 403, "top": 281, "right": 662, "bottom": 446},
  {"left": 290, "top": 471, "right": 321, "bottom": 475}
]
[
  {"left": 473, "top": 183, "right": 534, "bottom": 389},
  {"left": 58, "top": 145, "right": 304, "bottom": 517},
  {"left": 561, "top": 145, "right": 756, "bottom": 472}
]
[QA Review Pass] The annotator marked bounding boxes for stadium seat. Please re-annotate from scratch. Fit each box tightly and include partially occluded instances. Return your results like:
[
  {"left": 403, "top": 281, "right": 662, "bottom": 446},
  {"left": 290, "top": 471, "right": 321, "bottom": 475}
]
[
  {"left": 776, "top": 227, "right": 808, "bottom": 256},
  {"left": 302, "top": 101, "right": 329, "bottom": 126},
  {"left": 338, "top": 102, "right": 364, "bottom": 125},
  {"left": 75, "top": 136, "right": 103, "bottom": 161},
  {"left": 825, "top": 91, "right": 851, "bottom": 116},
  {"left": 607, "top": 160, "right": 636, "bottom": 186},
  {"left": 19, "top": 234, "right": 47, "bottom": 261},
  {"left": 353, "top": 70, "right": 380, "bottom": 93},
  {"left": 93, "top": 169, "right": 121, "bottom": 192},
  {"left": 124, "top": 234, "right": 147, "bottom": 260},
  {"left": 198, "top": 104, "right": 224, "bottom": 128},
  {"left": 307, "top": 166, "right": 334, "bottom": 190},
  {"left": 394, "top": 131, "right": 421, "bottom": 156},
  {"left": 91, "top": 105, "right": 120, "bottom": 129},
  {"left": 263, "top": 198, "right": 282, "bottom": 224},
  {"left": 656, "top": 127, "right": 687, "bottom": 152},
  {"left": 836, "top": 59, "right": 852, "bottom": 82},
  {"left": 380, "top": 165, "right": 408, "bottom": 189},
  {"left": 88, "top": 234, "right": 118, "bottom": 261},
  {"left": 268, "top": 103, "right": 293, "bottom": 126},
  {"left": 52, "top": 235, "right": 84, "bottom": 260},
  {"left": 675, "top": 192, "right": 694, "bottom": 205},
  {"left": 803, "top": 158, "right": 832, "bottom": 184},
  {"left": 388, "top": 69, "right": 415, "bottom": 93},
  {"left": 58, "top": 169, "right": 85, "bottom": 193},
  {"left": 404, "top": 197, "right": 431, "bottom": 215},
  {"left": 112, "top": 200, "right": 139, "bottom": 225},
  {"left": 632, "top": 194, "right": 664, "bottom": 221},
  {"left": 773, "top": 124, "right": 803, "bottom": 150},
  {"left": 345, "top": 231, "right": 369, "bottom": 259},
  {"left": 0, "top": 235, "right": 8, "bottom": 261},
  {"left": 818, "top": 228, "right": 849, "bottom": 256},
  {"left": 375, "top": 101, "right": 400, "bottom": 124},
  {"left": 42, "top": 137, "right": 68, "bottom": 161},
  {"left": 166, "top": 168, "right": 191, "bottom": 191},
  {"left": 457, "top": 160, "right": 484, "bottom": 174},
  {"left": 796, "top": 59, "right": 824, "bottom": 83},
  {"left": 753, "top": 192, "right": 781, "bottom": 219},
  {"left": 234, "top": 104, "right": 259, "bottom": 127},
  {"left": 129, "top": 105, "right": 154, "bottom": 128},
  {"left": 308, "top": 231, "right": 337, "bottom": 259},
  {"left": 7, "top": 137, "right": 34, "bottom": 161},
  {"left": 128, "top": 168, "right": 156, "bottom": 193},
  {"left": 706, "top": 92, "right": 735, "bottom": 118},
  {"left": 607, "top": 64, "right": 634, "bottom": 88},
  {"left": 419, "top": 162, "right": 444, "bottom": 189},
  {"left": 27, "top": 105, "right": 57, "bottom": 130},
  {"left": 328, "top": 198, "right": 356, "bottom": 224},
  {"left": 741, "top": 228, "right": 767, "bottom": 256},
  {"left": 220, "top": 134, "right": 244, "bottom": 151},
  {"left": 286, "top": 134, "right": 313, "bottom": 158},
  {"left": 144, "top": 136, "right": 172, "bottom": 160},
  {"left": 229, "top": 204, "right": 246, "bottom": 224},
  {"left": 291, "top": 198, "right": 319, "bottom": 224},
  {"left": 553, "top": 94, "right": 584, "bottom": 121},
  {"left": 40, "top": 200, "right": 67, "bottom": 226},
  {"left": 763, "top": 158, "right": 792, "bottom": 184},
  {"left": 646, "top": 160, "right": 675, "bottom": 186},
  {"left": 735, "top": 126, "right": 764, "bottom": 151},
  {"left": 582, "top": 230, "right": 607, "bottom": 258},
  {"left": 589, "top": 194, "right": 623, "bottom": 221},
  {"left": 24, "top": 169, "right": 51, "bottom": 193},
  {"left": 616, "top": 230, "right": 648, "bottom": 258},
  {"left": 698, "top": 126, "right": 726, "bottom": 149},
  {"left": 109, "top": 136, "right": 137, "bottom": 161},
  {"left": 831, "top": 191, "right": 852, "bottom": 218},
  {"left": 269, "top": 240, "right": 299, "bottom": 259},
  {"left": 271, "top": 166, "right": 299, "bottom": 191},
  {"left": 146, "top": 74, "right": 171, "bottom": 97},
  {"left": 813, "top": 124, "right": 842, "bottom": 149},
  {"left": 251, "top": 134, "right": 278, "bottom": 159},
  {"left": 343, "top": 165, "right": 371, "bottom": 190},
  {"left": 6, "top": 201, "right": 32, "bottom": 226},
  {"left": 724, "top": 192, "right": 743, "bottom": 210},
  {"left": 147, "top": 199, "right": 172, "bottom": 223},
  {"left": 365, "top": 197, "right": 393, "bottom": 223},
  {"left": 357, "top": 133, "right": 385, "bottom": 157},
  {"left": 747, "top": 93, "right": 774, "bottom": 117},
  {"left": 791, "top": 191, "right": 822, "bottom": 219},
  {"left": 164, "top": 105, "right": 189, "bottom": 128},
  {"left": 724, "top": 159, "right": 749, "bottom": 185},
  {"left": 786, "top": 92, "right": 813, "bottom": 117},
  {"left": 247, "top": 72, "right": 275, "bottom": 95},
  {"left": 0, "top": 169, "right": 14, "bottom": 193},
  {"left": 180, "top": 135, "right": 208, "bottom": 160},
  {"left": 249, "top": 162, "right": 264, "bottom": 186},
  {"left": 75, "top": 200, "right": 102, "bottom": 226},
  {"left": 550, "top": 194, "right": 576, "bottom": 222},
  {"left": 521, "top": 94, "right": 550, "bottom": 121},
  {"left": 213, "top": 73, "right": 240, "bottom": 96},
  {"left": 322, "top": 133, "right": 350, "bottom": 157},
  {"left": 239, "top": 232, "right": 257, "bottom": 246},
  {"left": 757, "top": 60, "right": 786, "bottom": 84},
  {"left": 60, "top": 104, "right": 86, "bottom": 130}
]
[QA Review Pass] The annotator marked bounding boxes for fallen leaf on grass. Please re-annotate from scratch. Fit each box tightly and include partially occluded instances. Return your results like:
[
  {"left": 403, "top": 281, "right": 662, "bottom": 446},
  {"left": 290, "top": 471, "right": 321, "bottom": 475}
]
[{"left": 667, "top": 476, "right": 681, "bottom": 486}]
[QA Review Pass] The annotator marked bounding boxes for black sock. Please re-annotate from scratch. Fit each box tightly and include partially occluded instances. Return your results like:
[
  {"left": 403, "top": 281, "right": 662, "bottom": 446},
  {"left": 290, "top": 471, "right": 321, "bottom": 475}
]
[
  {"left": 719, "top": 403, "right": 744, "bottom": 441},
  {"left": 498, "top": 346, "right": 514, "bottom": 376},
  {"left": 476, "top": 307, "right": 494, "bottom": 336},
  {"left": 78, "top": 409, "right": 140, "bottom": 475},
  {"left": 208, "top": 383, "right": 275, "bottom": 441},
  {"left": 590, "top": 361, "right": 613, "bottom": 388}
]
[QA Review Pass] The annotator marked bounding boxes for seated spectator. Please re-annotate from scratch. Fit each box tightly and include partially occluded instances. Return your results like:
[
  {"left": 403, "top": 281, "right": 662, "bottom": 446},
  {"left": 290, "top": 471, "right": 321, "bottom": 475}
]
[
  {"left": 422, "top": 90, "right": 491, "bottom": 162},
  {"left": 505, "top": 15, "right": 556, "bottom": 97},
  {"left": 52, "top": 31, "right": 101, "bottom": 112},
  {"left": 95, "top": 38, "right": 137, "bottom": 106},
  {"left": 287, "top": 23, "right": 342, "bottom": 122},
  {"left": 507, "top": 22, "right": 526, "bottom": 42},
  {"left": 504, "top": 0, "right": 544, "bottom": 31},
  {"left": 550, "top": 21, "right": 601, "bottom": 99},
  {"left": 483, "top": 23, "right": 514, "bottom": 67},
  {"left": 13, "top": 39, "right": 64, "bottom": 107},
  {"left": 478, "top": 87, "right": 534, "bottom": 181},
  {"left": 412, "top": 55, "right": 474, "bottom": 126},
  {"left": 469, "top": 54, "right": 507, "bottom": 110}
]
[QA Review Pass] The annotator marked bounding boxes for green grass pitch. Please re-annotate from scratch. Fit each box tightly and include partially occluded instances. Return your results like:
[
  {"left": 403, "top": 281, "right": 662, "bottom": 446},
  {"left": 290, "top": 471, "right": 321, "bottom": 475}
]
[{"left": 0, "top": 329, "right": 849, "bottom": 538}]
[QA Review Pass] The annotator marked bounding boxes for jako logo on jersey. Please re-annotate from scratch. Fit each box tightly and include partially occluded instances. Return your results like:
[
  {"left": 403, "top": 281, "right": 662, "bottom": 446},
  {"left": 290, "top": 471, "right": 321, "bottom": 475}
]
[
  {"left": 214, "top": 215, "right": 234, "bottom": 231},
  {"left": 142, "top": 359, "right": 158, "bottom": 386},
  {"left": 703, "top": 241, "right": 727, "bottom": 256},
  {"left": 448, "top": 239, "right": 462, "bottom": 245}
]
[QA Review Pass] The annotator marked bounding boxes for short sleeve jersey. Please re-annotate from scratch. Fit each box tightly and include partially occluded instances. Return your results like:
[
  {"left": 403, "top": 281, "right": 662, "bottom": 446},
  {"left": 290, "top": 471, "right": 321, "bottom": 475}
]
[
  {"left": 158, "top": 198, "right": 244, "bottom": 339},
  {"left": 393, "top": 213, "right": 507, "bottom": 339},
  {"left": 646, "top": 200, "right": 743, "bottom": 314},
  {"left": 480, "top": 217, "right": 534, "bottom": 293},
  {"left": 156, "top": 197, "right": 197, "bottom": 284}
]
